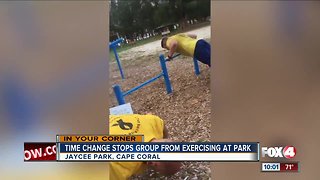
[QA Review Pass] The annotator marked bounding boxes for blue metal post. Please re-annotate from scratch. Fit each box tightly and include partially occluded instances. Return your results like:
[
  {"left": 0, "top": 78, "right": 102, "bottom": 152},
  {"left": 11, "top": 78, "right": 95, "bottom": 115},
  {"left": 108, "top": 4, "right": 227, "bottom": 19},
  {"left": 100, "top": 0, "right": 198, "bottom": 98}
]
[
  {"left": 159, "top": 54, "right": 173, "bottom": 94},
  {"left": 193, "top": 58, "right": 200, "bottom": 75},
  {"left": 112, "top": 47, "right": 125, "bottom": 79},
  {"left": 113, "top": 84, "right": 126, "bottom": 105}
]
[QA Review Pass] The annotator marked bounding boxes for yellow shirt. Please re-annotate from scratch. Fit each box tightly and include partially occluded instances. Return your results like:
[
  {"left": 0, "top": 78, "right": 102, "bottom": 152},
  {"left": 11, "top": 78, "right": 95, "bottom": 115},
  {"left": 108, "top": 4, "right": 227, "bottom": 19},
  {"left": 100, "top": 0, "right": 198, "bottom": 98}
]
[
  {"left": 109, "top": 114, "right": 165, "bottom": 180},
  {"left": 166, "top": 33, "right": 198, "bottom": 57}
]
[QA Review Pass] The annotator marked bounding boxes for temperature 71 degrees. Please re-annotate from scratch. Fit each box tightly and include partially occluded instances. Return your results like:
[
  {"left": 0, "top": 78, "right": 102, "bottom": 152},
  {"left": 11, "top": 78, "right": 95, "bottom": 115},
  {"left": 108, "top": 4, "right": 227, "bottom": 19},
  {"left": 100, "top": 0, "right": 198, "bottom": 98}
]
[{"left": 285, "top": 164, "right": 294, "bottom": 170}]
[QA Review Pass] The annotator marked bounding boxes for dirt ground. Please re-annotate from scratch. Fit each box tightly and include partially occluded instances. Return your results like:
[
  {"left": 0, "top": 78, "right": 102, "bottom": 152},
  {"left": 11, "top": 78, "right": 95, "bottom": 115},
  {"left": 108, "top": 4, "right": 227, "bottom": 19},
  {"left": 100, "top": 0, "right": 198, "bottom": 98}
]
[{"left": 109, "top": 26, "right": 211, "bottom": 180}]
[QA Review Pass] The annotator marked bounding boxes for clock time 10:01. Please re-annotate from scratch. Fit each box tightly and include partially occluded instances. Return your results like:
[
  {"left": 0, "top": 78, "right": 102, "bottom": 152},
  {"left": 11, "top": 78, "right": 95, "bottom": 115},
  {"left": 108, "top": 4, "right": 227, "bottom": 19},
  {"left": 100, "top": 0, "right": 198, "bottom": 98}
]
[{"left": 261, "top": 163, "right": 280, "bottom": 172}]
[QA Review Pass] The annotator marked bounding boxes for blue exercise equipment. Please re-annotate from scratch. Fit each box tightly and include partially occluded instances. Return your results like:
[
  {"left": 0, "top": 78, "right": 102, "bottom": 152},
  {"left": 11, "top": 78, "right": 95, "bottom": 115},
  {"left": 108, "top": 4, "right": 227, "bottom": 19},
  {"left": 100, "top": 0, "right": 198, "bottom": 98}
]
[
  {"left": 113, "top": 53, "right": 201, "bottom": 105},
  {"left": 109, "top": 38, "right": 125, "bottom": 79}
]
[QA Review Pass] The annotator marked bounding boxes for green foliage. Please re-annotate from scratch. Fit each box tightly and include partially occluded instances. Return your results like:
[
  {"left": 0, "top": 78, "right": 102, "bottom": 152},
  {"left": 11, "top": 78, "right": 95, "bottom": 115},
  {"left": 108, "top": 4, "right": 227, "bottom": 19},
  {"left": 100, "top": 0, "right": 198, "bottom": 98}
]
[{"left": 110, "top": 0, "right": 210, "bottom": 39}]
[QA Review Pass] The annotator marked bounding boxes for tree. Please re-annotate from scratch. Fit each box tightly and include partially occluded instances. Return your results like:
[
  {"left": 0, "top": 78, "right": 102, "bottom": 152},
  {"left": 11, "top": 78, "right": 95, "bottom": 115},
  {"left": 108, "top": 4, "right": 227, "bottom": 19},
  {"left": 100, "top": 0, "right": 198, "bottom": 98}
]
[{"left": 110, "top": 0, "right": 210, "bottom": 40}]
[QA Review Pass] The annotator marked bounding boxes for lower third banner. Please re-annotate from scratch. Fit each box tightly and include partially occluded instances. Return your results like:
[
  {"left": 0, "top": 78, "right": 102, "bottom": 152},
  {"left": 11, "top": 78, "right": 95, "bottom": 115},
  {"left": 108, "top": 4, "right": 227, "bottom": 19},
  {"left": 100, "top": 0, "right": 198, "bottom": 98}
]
[{"left": 56, "top": 142, "right": 259, "bottom": 162}]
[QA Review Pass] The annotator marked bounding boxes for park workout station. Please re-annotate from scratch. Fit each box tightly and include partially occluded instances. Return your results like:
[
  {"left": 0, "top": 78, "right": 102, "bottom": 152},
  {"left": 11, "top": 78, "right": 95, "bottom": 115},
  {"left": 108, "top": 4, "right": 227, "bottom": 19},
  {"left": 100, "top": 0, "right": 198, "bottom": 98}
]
[
  {"left": 112, "top": 53, "right": 201, "bottom": 105},
  {"left": 109, "top": 0, "right": 211, "bottom": 179}
]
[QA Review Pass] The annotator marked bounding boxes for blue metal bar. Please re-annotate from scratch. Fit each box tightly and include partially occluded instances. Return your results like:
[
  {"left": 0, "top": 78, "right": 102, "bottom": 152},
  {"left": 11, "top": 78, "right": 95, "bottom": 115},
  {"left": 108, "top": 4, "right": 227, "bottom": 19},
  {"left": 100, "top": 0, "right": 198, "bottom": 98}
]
[
  {"left": 109, "top": 38, "right": 124, "bottom": 48},
  {"left": 193, "top": 58, "right": 200, "bottom": 75},
  {"left": 165, "top": 53, "right": 181, "bottom": 61},
  {"left": 123, "top": 73, "right": 164, "bottom": 96},
  {"left": 165, "top": 53, "right": 201, "bottom": 75},
  {"left": 160, "top": 54, "right": 173, "bottom": 94},
  {"left": 112, "top": 47, "right": 125, "bottom": 79},
  {"left": 113, "top": 84, "right": 126, "bottom": 105}
]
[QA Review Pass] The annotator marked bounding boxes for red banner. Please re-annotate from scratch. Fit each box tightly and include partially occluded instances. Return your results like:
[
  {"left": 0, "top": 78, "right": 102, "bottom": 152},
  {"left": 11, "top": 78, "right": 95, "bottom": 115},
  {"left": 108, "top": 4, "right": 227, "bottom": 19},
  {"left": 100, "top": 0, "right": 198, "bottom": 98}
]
[
  {"left": 24, "top": 142, "right": 56, "bottom": 161},
  {"left": 280, "top": 162, "right": 299, "bottom": 172}
]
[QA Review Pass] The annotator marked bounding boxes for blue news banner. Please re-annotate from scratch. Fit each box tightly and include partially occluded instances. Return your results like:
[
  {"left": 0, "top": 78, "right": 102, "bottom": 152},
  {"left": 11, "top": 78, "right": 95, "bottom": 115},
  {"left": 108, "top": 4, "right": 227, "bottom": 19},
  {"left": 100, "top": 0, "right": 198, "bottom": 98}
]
[{"left": 56, "top": 142, "right": 259, "bottom": 162}]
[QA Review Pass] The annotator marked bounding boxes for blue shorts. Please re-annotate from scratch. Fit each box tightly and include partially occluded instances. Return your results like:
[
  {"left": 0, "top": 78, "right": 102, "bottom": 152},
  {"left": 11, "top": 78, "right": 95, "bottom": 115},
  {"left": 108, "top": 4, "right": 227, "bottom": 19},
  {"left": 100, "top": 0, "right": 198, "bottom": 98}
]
[{"left": 194, "top": 39, "right": 211, "bottom": 66}]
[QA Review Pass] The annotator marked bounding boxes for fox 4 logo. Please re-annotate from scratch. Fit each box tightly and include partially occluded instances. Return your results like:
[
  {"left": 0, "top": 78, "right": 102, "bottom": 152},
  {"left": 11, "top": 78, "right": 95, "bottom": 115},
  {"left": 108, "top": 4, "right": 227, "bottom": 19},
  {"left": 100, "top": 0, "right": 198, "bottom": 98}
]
[{"left": 261, "top": 146, "right": 296, "bottom": 159}]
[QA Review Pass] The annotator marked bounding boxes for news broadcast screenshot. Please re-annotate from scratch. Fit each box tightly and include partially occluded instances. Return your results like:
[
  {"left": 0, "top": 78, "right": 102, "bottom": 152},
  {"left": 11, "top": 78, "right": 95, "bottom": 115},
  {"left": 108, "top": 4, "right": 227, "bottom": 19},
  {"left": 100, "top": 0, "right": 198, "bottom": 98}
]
[{"left": 0, "top": 1, "right": 319, "bottom": 180}]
